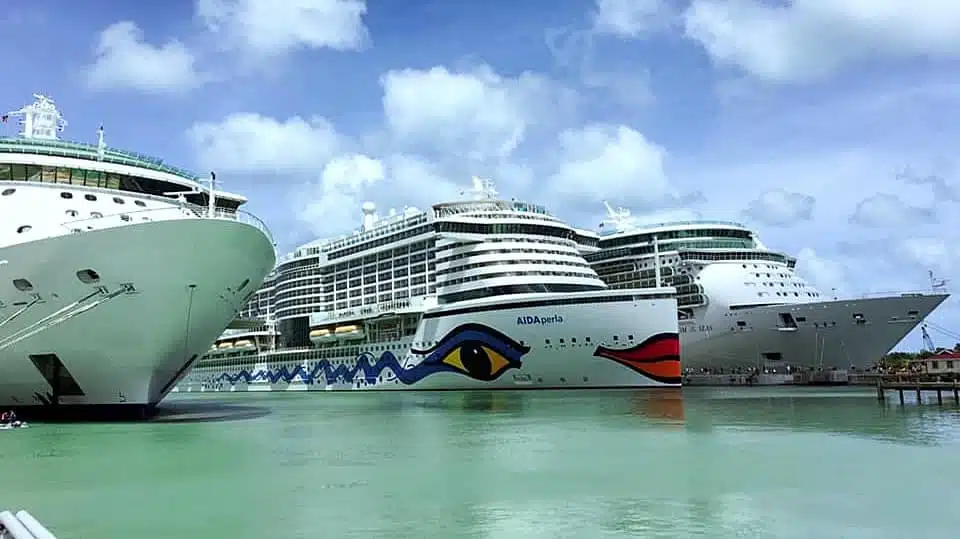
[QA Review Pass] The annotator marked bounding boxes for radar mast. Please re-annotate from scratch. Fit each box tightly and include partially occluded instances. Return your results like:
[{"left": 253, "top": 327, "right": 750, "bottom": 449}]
[{"left": 4, "top": 94, "right": 67, "bottom": 140}]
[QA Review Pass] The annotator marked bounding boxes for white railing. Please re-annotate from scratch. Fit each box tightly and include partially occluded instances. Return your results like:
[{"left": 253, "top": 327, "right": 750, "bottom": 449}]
[{"left": 59, "top": 201, "right": 275, "bottom": 245}]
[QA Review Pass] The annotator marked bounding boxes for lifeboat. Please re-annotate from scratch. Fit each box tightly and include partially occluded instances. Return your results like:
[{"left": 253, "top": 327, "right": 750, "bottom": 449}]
[
  {"left": 310, "top": 328, "right": 337, "bottom": 344},
  {"left": 334, "top": 324, "right": 365, "bottom": 340},
  {"left": 233, "top": 339, "right": 254, "bottom": 350},
  {"left": 217, "top": 341, "right": 234, "bottom": 349}
]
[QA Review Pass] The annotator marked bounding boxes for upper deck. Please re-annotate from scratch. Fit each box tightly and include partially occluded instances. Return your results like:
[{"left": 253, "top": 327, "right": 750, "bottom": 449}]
[
  {"left": 0, "top": 93, "right": 246, "bottom": 206},
  {"left": 0, "top": 137, "right": 199, "bottom": 182}
]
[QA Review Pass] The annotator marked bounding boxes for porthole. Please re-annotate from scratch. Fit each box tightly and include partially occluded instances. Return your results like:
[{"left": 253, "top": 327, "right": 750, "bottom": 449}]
[
  {"left": 13, "top": 278, "right": 33, "bottom": 292},
  {"left": 76, "top": 269, "right": 100, "bottom": 284},
  {"left": 60, "top": 192, "right": 73, "bottom": 199},
  {"left": 134, "top": 200, "right": 146, "bottom": 207},
  {"left": 16, "top": 225, "right": 31, "bottom": 233},
  {"left": 84, "top": 194, "right": 97, "bottom": 201},
  {"left": 113, "top": 197, "right": 125, "bottom": 204},
  {"left": 1, "top": 188, "right": 14, "bottom": 196}
]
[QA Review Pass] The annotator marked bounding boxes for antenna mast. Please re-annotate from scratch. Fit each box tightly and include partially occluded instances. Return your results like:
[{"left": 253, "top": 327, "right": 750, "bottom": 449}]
[
  {"left": 599, "top": 201, "right": 634, "bottom": 233},
  {"left": 208, "top": 171, "right": 217, "bottom": 218}
]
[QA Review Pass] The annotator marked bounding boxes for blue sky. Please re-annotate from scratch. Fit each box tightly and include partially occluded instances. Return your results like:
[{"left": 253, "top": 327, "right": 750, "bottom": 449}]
[{"left": 3, "top": 0, "right": 960, "bottom": 350}]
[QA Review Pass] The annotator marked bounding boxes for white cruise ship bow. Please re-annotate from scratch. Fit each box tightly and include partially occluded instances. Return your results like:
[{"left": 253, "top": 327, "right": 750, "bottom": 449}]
[
  {"left": 579, "top": 203, "right": 949, "bottom": 373},
  {"left": 0, "top": 94, "right": 276, "bottom": 418}
]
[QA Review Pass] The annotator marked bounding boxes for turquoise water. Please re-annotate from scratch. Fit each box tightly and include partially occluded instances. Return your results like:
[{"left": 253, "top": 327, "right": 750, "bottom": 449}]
[{"left": 1, "top": 387, "right": 958, "bottom": 538}]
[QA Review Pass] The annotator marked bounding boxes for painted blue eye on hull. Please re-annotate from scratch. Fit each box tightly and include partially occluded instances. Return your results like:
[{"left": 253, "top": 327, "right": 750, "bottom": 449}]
[
  {"left": 213, "top": 323, "right": 532, "bottom": 387},
  {"left": 410, "top": 323, "right": 530, "bottom": 381}
]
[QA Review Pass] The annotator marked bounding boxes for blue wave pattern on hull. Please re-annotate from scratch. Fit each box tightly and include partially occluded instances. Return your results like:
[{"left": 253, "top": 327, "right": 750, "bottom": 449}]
[
  {"left": 216, "top": 351, "right": 423, "bottom": 385},
  {"left": 213, "top": 323, "right": 533, "bottom": 386}
]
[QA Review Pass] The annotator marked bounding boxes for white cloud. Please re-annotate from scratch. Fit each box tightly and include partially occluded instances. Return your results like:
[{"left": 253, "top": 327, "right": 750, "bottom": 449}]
[
  {"left": 550, "top": 124, "right": 673, "bottom": 205},
  {"left": 591, "top": 0, "right": 676, "bottom": 38},
  {"left": 196, "top": 0, "right": 369, "bottom": 56},
  {"left": 742, "top": 189, "right": 815, "bottom": 227},
  {"left": 85, "top": 21, "right": 200, "bottom": 93},
  {"left": 849, "top": 194, "right": 936, "bottom": 227},
  {"left": 794, "top": 248, "right": 848, "bottom": 297},
  {"left": 186, "top": 112, "right": 342, "bottom": 173},
  {"left": 897, "top": 237, "right": 959, "bottom": 275},
  {"left": 683, "top": 0, "right": 960, "bottom": 82},
  {"left": 380, "top": 65, "right": 570, "bottom": 161},
  {"left": 297, "top": 154, "right": 385, "bottom": 234}
]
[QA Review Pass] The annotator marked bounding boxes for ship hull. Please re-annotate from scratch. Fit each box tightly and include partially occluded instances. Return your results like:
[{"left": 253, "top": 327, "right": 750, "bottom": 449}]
[
  {"left": 176, "top": 289, "right": 682, "bottom": 392},
  {"left": 0, "top": 217, "right": 275, "bottom": 417},
  {"left": 680, "top": 294, "right": 949, "bottom": 372}
]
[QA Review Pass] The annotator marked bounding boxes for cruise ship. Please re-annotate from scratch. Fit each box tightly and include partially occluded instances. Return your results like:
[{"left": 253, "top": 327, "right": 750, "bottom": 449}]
[
  {"left": 579, "top": 203, "right": 949, "bottom": 372},
  {"left": 0, "top": 94, "right": 276, "bottom": 418},
  {"left": 176, "top": 177, "right": 681, "bottom": 392}
]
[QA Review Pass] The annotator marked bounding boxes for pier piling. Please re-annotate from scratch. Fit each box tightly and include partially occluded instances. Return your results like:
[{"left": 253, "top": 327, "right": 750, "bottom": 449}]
[{"left": 876, "top": 378, "right": 960, "bottom": 406}]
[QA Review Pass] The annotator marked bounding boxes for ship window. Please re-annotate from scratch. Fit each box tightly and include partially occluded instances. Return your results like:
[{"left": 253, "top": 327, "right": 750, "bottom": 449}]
[
  {"left": 65, "top": 210, "right": 78, "bottom": 217},
  {"left": 85, "top": 194, "right": 97, "bottom": 201},
  {"left": 1, "top": 188, "right": 14, "bottom": 196},
  {"left": 16, "top": 225, "right": 31, "bottom": 233},
  {"left": 13, "top": 278, "right": 33, "bottom": 292},
  {"left": 76, "top": 269, "right": 100, "bottom": 284},
  {"left": 60, "top": 192, "right": 73, "bottom": 199},
  {"left": 120, "top": 214, "right": 131, "bottom": 221},
  {"left": 113, "top": 197, "right": 125, "bottom": 204},
  {"left": 134, "top": 200, "right": 146, "bottom": 207}
]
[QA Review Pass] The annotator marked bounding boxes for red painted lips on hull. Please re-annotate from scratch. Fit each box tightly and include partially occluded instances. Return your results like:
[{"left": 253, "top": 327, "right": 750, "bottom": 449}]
[{"left": 593, "top": 333, "right": 682, "bottom": 385}]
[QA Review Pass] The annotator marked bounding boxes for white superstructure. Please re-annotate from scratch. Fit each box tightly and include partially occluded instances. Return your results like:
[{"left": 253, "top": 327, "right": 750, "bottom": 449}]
[
  {"left": 0, "top": 94, "right": 275, "bottom": 418},
  {"left": 177, "top": 177, "right": 681, "bottom": 392},
  {"left": 580, "top": 203, "right": 949, "bottom": 372}
]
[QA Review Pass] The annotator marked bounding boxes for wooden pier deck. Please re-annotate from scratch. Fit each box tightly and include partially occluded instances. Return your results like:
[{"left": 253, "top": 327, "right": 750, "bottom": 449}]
[{"left": 876, "top": 378, "right": 960, "bottom": 405}]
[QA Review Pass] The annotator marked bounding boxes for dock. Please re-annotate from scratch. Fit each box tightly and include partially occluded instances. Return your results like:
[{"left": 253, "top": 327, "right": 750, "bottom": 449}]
[{"left": 876, "top": 378, "right": 960, "bottom": 405}]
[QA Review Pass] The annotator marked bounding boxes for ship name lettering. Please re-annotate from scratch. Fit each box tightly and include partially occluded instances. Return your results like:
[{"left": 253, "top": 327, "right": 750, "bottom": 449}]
[{"left": 516, "top": 314, "right": 564, "bottom": 325}]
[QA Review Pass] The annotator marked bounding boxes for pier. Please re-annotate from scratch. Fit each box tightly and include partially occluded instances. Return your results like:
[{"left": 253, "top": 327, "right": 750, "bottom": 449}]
[{"left": 876, "top": 377, "right": 960, "bottom": 405}]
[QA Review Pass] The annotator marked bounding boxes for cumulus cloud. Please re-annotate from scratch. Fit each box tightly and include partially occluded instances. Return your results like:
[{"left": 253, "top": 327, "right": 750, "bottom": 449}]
[
  {"left": 742, "top": 189, "right": 815, "bottom": 226},
  {"left": 196, "top": 0, "right": 370, "bottom": 56},
  {"left": 549, "top": 124, "right": 674, "bottom": 205},
  {"left": 380, "top": 65, "right": 571, "bottom": 161},
  {"left": 794, "top": 248, "right": 848, "bottom": 298},
  {"left": 682, "top": 0, "right": 960, "bottom": 82},
  {"left": 186, "top": 112, "right": 342, "bottom": 173},
  {"left": 297, "top": 154, "right": 385, "bottom": 234},
  {"left": 849, "top": 194, "right": 936, "bottom": 227},
  {"left": 84, "top": 21, "right": 200, "bottom": 93},
  {"left": 591, "top": 0, "right": 677, "bottom": 38}
]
